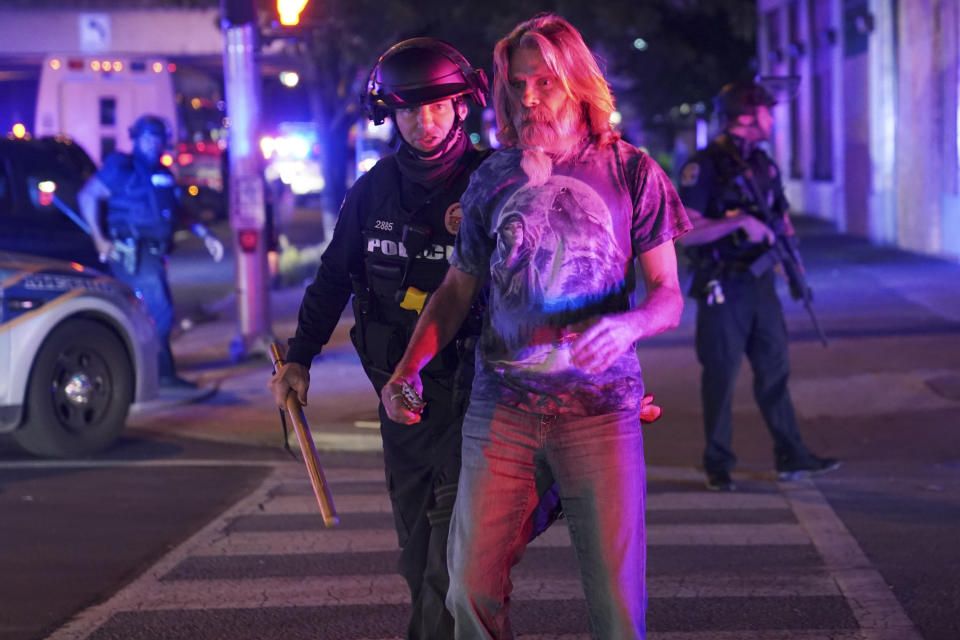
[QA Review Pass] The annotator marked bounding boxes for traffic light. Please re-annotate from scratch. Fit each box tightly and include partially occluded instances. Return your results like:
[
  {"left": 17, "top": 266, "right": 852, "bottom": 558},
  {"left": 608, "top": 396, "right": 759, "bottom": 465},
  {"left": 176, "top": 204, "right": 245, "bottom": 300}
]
[
  {"left": 276, "top": 0, "right": 308, "bottom": 26},
  {"left": 221, "top": 0, "right": 257, "bottom": 26}
]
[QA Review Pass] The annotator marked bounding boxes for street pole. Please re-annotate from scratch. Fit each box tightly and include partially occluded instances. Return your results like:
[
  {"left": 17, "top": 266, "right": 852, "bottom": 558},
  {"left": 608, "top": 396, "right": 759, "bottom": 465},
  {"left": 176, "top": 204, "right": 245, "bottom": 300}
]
[{"left": 221, "top": 0, "right": 274, "bottom": 360}]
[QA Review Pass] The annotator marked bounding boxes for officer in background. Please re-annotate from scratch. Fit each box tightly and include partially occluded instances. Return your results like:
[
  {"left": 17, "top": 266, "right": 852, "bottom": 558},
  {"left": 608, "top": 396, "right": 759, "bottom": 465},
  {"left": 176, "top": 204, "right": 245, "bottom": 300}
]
[
  {"left": 677, "top": 81, "right": 839, "bottom": 492},
  {"left": 268, "top": 39, "right": 498, "bottom": 639},
  {"left": 79, "top": 115, "right": 224, "bottom": 390}
]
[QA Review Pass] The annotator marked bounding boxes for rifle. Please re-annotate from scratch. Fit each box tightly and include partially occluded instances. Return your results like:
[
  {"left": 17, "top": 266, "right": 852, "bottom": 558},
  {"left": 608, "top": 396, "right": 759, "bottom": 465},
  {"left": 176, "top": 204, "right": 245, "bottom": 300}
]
[
  {"left": 269, "top": 343, "right": 339, "bottom": 527},
  {"left": 733, "top": 171, "right": 829, "bottom": 348}
]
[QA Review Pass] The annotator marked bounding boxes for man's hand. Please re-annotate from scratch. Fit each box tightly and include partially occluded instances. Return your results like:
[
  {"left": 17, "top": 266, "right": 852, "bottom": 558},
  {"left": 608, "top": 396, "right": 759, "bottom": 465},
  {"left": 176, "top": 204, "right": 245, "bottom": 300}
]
[
  {"left": 738, "top": 213, "right": 775, "bottom": 245},
  {"left": 191, "top": 223, "right": 225, "bottom": 262},
  {"left": 780, "top": 212, "right": 796, "bottom": 236},
  {"left": 204, "top": 235, "right": 225, "bottom": 262},
  {"left": 569, "top": 313, "right": 639, "bottom": 375},
  {"left": 381, "top": 373, "right": 425, "bottom": 425},
  {"left": 269, "top": 361, "right": 310, "bottom": 408}
]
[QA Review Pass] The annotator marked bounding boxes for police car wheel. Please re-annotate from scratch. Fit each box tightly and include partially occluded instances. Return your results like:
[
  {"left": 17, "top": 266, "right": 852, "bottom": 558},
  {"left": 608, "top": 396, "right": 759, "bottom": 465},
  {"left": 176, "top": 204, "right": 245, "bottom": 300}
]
[{"left": 14, "top": 319, "right": 133, "bottom": 458}]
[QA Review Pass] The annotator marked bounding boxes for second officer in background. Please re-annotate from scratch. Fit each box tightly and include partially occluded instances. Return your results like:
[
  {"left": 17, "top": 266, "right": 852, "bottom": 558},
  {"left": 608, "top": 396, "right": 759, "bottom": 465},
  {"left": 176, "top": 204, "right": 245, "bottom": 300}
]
[
  {"left": 268, "top": 39, "right": 490, "bottom": 639},
  {"left": 677, "top": 81, "right": 839, "bottom": 492},
  {"left": 79, "top": 114, "right": 223, "bottom": 391}
]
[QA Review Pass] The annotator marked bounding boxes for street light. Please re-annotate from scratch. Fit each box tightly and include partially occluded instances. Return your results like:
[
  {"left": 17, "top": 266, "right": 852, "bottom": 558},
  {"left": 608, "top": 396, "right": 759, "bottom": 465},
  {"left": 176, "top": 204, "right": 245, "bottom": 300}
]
[{"left": 277, "top": 0, "right": 309, "bottom": 26}]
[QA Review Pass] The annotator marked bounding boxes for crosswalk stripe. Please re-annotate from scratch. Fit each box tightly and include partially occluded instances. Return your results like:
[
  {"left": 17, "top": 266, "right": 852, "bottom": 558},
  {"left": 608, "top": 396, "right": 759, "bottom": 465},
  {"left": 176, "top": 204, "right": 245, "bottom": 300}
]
[
  {"left": 207, "top": 522, "right": 573, "bottom": 555},
  {"left": 46, "top": 464, "right": 922, "bottom": 640},
  {"left": 207, "top": 521, "right": 808, "bottom": 555},
  {"left": 264, "top": 493, "right": 393, "bottom": 513},
  {"left": 263, "top": 490, "right": 791, "bottom": 514},
  {"left": 647, "top": 633, "right": 874, "bottom": 640},
  {"left": 649, "top": 523, "right": 809, "bottom": 545},
  {"left": 782, "top": 480, "right": 923, "bottom": 640},
  {"left": 59, "top": 573, "right": 841, "bottom": 611}
]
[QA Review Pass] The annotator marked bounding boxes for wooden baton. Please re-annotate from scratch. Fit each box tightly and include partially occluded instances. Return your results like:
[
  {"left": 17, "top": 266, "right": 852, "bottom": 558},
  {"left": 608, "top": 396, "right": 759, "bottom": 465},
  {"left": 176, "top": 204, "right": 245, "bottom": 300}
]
[{"left": 269, "top": 343, "right": 339, "bottom": 528}]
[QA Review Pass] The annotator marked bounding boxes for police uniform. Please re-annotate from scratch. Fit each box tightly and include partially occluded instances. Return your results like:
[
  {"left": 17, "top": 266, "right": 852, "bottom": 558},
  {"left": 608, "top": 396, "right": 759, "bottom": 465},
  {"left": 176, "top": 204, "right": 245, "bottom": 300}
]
[
  {"left": 285, "top": 143, "right": 487, "bottom": 638},
  {"left": 678, "top": 132, "right": 819, "bottom": 477},
  {"left": 97, "top": 151, "right": 179, "bottom": 380}
]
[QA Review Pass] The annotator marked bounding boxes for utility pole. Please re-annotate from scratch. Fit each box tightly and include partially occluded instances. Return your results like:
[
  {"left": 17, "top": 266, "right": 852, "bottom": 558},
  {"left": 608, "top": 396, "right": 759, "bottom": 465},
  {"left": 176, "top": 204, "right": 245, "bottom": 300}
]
[{"left": 220, "top": 0, "right": 274, "bottom": 360}]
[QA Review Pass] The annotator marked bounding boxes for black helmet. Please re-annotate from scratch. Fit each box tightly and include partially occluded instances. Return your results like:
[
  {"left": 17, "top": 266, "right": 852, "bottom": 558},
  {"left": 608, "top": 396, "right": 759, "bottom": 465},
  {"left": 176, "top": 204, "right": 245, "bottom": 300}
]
[
  {"left": 362, "top": 38, "right": 488, "bottom": 125},
  {"left": 713, "top": 81, "right": 776, "bottom": 122},
  {"left": 128, "top": 114, "right": 169, "bottom": 142}
]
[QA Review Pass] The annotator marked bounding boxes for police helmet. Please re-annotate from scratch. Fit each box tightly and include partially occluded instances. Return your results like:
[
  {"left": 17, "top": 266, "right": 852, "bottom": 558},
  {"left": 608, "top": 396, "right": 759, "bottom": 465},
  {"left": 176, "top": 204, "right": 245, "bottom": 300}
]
[
  {"left": 128, "top": 115, "right": 169, "bottom": 142},
  {"left": 713, "top": 81, "right": 777, "bottom": 122},
  {"left": 362, "top": 38, "right": 488, "bottom": 125}
]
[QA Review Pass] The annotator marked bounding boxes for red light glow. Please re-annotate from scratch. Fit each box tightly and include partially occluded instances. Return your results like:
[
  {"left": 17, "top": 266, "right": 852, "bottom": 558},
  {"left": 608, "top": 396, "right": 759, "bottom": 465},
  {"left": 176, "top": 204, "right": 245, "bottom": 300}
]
[{"left": 238, "top": 229, "right": 259, "bottom": 252}]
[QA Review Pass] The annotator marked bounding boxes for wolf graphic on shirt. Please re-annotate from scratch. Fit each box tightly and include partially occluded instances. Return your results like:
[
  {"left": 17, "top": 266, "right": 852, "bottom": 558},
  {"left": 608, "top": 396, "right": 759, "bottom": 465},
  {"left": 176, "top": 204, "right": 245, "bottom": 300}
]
[{"left": 488, "top": 175, "right": 627, "bottom": 372}]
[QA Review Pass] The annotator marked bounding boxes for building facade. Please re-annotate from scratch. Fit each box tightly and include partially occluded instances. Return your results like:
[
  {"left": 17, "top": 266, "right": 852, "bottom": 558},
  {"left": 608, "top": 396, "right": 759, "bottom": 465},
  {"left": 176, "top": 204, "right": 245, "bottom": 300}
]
[{"left": 758, "top": 0, "right": 960, "bottom": 260}]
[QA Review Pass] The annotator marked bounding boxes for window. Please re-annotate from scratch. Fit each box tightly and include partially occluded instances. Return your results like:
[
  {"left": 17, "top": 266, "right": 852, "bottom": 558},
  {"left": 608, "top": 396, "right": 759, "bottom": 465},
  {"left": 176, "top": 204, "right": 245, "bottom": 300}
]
[
  {"left": 20, "top": 147, "right": 84, "bottom": 220},
  {"left": 99, "top": 97, "right": 116, "bottom": 126},
  {"left": 0, "top": 163, "right": 11, "bottom": 212},
  {"left": 100, "top": 136, "right": 116, "bottom": 161},
  {"left": 788, "top": 1, "right": 803, "bottom": 179},
  {"left": 810, "top": 0, "right": 834, "bottom": 181}
]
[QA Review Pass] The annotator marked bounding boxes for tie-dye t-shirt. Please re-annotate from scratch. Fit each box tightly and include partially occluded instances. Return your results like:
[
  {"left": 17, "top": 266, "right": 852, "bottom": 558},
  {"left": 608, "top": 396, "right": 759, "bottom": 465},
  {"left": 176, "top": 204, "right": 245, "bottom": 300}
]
[{"left": 451, "top": 140, "right": 690, "bottom": 415}]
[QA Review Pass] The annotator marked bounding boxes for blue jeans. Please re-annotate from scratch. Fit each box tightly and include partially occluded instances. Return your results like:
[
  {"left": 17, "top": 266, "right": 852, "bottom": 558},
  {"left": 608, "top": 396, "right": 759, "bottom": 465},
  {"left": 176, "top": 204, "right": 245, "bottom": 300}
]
[{"left": 447, "top": 401, "right": 647, "bottom": 639}]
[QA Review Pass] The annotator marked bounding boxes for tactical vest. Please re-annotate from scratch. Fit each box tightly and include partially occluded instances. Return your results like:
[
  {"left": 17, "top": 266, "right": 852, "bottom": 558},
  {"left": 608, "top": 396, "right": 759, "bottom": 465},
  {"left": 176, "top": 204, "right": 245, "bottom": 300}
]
[
  {"left": 105, "top": 154, "right": 177, "bottom": 243},
  {"left": 689, "top": 139, "right": 780, "bottom": 270},
  {"left": 350, "top": 151, "right": 485, "bottom": 390}
]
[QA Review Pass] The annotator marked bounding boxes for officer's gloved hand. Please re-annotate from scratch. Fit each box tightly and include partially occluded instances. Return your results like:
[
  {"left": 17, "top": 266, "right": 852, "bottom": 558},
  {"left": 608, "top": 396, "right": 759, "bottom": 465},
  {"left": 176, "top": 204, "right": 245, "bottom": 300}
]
[
  {"left": 93, "top": 236, "right": 114, "bottom": 262},
  {"left": 639, "top": 393, "right": 663, "bottom": 423},
  {"left": 191, "top": 223, "right": 225, "bottom": 262},
  {"left": 204, "top": 235, "right": 225, "bottom": 262}
]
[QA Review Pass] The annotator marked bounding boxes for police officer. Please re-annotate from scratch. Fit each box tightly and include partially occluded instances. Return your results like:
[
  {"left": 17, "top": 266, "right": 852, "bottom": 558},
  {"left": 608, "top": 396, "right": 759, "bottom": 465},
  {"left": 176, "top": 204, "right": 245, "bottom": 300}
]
[
  {"left": 677, "top": 81, "right": 839, "bottom": 492},
  {"left": 79, "top": 115, "right": 224, "bottom": 390},
  {"left": 268, "top": 38, "right": 495, "bottom": 639}
]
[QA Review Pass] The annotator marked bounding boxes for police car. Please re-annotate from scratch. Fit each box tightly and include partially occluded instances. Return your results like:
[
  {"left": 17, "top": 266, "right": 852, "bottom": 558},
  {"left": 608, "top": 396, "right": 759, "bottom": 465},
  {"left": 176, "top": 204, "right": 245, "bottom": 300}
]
[
  {"left": 0, "top": 251, "right": 159, "bottom": 457},
  {"left": 0, "top": 136, "right": 100, "bottom": 266}
]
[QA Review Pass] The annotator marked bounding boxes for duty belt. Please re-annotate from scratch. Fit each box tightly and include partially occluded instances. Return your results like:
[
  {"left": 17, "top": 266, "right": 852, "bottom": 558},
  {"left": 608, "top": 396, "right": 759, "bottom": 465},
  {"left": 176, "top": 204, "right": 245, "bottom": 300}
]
[{"left": 111, "top": 234, "right": 166, "bottom": 255}]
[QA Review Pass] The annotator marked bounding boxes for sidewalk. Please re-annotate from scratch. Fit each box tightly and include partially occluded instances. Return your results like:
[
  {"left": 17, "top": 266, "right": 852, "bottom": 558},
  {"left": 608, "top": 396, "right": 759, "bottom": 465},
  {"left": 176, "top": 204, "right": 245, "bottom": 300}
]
[{"left": 131, "top": 215, "right": 960, "bottom": 463}]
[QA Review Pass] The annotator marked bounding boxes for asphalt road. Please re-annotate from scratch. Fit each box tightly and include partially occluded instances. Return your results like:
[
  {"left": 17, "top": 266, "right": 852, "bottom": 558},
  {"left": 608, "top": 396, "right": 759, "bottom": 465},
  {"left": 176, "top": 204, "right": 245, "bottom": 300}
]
[
  {"left": 0, "top": 433, "right": 285, "bottom": 640},
  {"left": 1, "top": 215, "right": 958, "bottom": 639}
]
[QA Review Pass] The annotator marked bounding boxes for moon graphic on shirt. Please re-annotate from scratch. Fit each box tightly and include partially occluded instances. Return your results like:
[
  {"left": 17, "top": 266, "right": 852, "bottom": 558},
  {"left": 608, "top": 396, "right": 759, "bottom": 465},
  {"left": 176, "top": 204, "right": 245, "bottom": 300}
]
[{"left": 495, "top": 175, "right": 626, "bottom": 307}]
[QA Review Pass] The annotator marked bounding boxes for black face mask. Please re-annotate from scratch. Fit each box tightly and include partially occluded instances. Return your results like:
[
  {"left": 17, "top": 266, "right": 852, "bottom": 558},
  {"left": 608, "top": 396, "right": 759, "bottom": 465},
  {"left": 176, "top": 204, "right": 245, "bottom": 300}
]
[{"left": 394, "top": 111, "right": 470, "bottom": 190}]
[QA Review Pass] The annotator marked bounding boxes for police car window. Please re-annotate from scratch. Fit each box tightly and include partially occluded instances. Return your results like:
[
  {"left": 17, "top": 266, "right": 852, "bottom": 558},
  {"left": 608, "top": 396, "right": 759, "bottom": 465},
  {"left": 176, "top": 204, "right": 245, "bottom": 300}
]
[
  {"left": 22, "top": 150, "right": 84, "bottom": 221},
  {"left": 0, "top": 165, "right": 10, "bottom": 209}
]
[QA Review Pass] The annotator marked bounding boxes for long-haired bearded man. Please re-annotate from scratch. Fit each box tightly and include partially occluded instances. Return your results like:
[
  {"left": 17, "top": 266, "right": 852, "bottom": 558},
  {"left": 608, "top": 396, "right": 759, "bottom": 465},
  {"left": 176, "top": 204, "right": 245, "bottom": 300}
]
[{"left": 381, "top": 14, "right": 691, "bottom": 639}]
